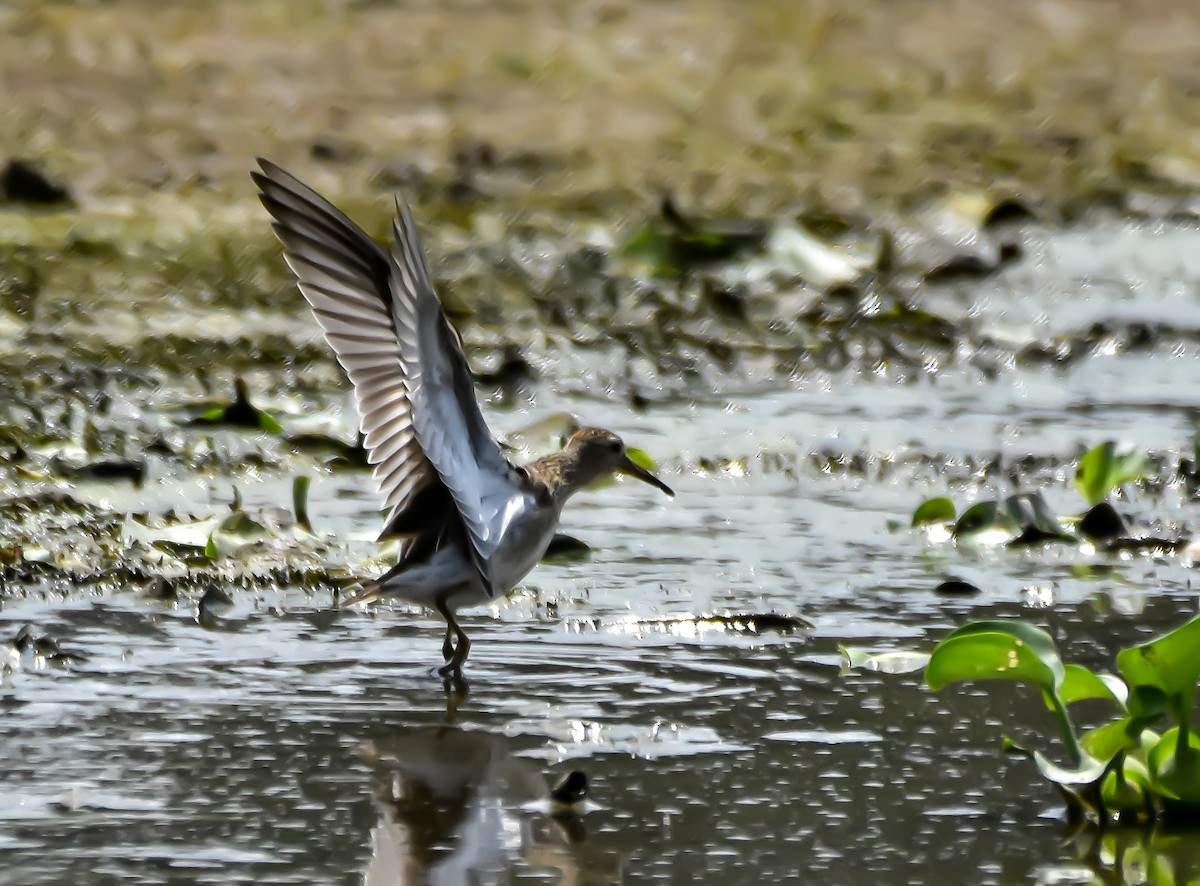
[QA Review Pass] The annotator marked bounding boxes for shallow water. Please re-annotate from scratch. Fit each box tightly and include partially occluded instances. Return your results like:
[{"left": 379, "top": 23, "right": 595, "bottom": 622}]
[{"left": 4, "top": 219, "right": 1200, "bottom": 883}]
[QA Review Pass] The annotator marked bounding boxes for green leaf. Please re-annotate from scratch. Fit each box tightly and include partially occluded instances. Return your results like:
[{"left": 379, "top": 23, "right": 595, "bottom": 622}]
[
  {"left": 953, "top": 499, "right": 1020, "bottom": 543},
  {"left": 1101, "top": 754, "right": 1152, "bottom": 815},
  {"left": 625, "top": 447, "right": 657, "bottom": 472},
  {"left": 926, "top": 620, "right": 1081, "bottom": 763},
  {"left": 1074, "top": 441, "right": 1151, "bottom": 506},
  {"left": 204, "top": 532, "right": 218, "bottom": 560},
  {"left": 1148, "top": 726, "right": 1200, "bottom": 805},
  {"left": 1003, "top": 492, "right": 1076, "bottom": 544},
  {"left": 1117, "top": 613, "right": 1200, "bottom": 733},
  {"left": 1002, "top": 738, "right": 1107, "bottom": 786},
  {"left": 839, "top": 646, "right": 931, "bottom": 675},
  {"left": 1081, "top": 718, "right": 1162, "bottom": 763},
  {"left": 258, "top": 411, "right": 284, "bottom": 434},
  {"left": 1061, "top": 663, "right": 1129, "bottom": 709},
  {"left": 911, "top": 496, "right": 955, "bottom": 527},
  {"left": 925, "top": 620, "right": 1065, "bottom": 693},
  {"left": 292, "top": 475, "right": 313, "bottom": 533}
]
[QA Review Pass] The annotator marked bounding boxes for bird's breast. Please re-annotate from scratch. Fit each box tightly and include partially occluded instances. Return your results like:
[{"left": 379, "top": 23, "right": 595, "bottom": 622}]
[{"left": 487, "top": 499, "right": 560, "bottom": 593}]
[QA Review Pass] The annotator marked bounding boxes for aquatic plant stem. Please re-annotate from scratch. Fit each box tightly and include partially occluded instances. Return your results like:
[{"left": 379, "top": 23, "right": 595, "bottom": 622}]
[{"left": 1050, "top": 691, "right": 1083, "bottom": 767}]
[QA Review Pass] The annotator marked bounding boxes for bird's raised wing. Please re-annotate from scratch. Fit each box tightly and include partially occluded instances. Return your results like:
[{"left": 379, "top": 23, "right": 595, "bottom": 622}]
[
  {"left": 385, "top": 195, "right": 524, "bottom": 598},
  {"left": 253, "top": 159, "right": 444, "bottom": 543},
  {"left": 252, "top": 159, "right": 518, "bottom": 596}
]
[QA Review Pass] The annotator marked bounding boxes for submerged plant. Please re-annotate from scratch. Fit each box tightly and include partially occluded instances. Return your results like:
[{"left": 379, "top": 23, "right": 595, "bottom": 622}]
[{"left": 843, "top": 614, "right": 1200, "bottom": 824}]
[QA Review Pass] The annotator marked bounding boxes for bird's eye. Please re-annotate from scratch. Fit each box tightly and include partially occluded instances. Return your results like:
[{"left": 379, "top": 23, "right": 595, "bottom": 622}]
[{"left": 608, "top": 440, "right": 622, "bottom": 453}]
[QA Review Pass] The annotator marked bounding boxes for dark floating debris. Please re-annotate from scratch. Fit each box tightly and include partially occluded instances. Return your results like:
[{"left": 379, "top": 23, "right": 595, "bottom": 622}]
[
  {"left": 52, "top": 456, "right": 148, "bottom": 487},
  {"left": 540, "top": 533, "right": 592, "bottom": 564},
  {"left": 1078, "top": 501, "right": 1128, "bottom": 541},
  {"left": 620, "top": 193, "right": 769, "bottom": 275},
  {"left": 142, "top": 575, "right": 180, "bottom": 602},
  {"left": 934, "top": 578, "right": 980, "bottom": 596},
  {"left": 8, "top": 623, "right": 84, "bottom": 667},
  {"left": 587, "top": 611, "right": 812, "bottom": 636},
  {"left": 474, "top": 344, "right": 536, "bottom": 391},
  {"left": 1101, "top": 536, "right": 1189, "bottom": 556},
  {"left": 549, "top": 770, "right": 589, "bottom": 811},
  {"left": 308, "top": 136, "right": 361, "bottom": 164},
  {"left": 288, "top": 430, "right": 371, "bottom": 468},
  {"left": 185, "top": 376, "right": 283, "bottom": 433},
  {"left": 0, "top": 158, "right": 73, "bottom": 206}
]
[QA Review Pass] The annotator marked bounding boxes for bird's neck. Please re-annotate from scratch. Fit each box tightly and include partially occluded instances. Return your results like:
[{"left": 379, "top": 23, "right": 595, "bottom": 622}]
[{"left": 526, "top": 449, "right": 588, "bottom": 507}]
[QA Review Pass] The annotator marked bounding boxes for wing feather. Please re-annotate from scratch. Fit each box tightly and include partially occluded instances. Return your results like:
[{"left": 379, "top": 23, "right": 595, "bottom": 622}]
[
  {"left": 254, "top": 159, "right": 523, "bottom": 595},
  {"left": 384, "top": 198, "right": 521, "bottom": 596},
  {"left": 253, "top": 159, "right": 444, "bottom": 543}
]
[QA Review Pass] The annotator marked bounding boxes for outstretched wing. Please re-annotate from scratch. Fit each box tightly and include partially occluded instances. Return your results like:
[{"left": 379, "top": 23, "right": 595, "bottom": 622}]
[
  {"left": 385, "top": 194, "right": 526, "bottom": 598},
  {"left": 252, "top": 159, "right": 518, "bottom": 596}
]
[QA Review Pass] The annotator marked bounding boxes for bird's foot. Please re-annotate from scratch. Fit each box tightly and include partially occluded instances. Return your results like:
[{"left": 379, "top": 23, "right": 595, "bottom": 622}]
[{"left": 439, "top": 668, "right": 470, "bottom": 710}]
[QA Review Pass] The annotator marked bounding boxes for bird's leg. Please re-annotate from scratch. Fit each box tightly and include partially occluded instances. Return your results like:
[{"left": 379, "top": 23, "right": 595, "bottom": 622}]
[
  {"left": 441, "top": 624, "right": 454, "bottom": 662},
  {"left": 435, "top": 599, "right": 472, "bottom": 678}
]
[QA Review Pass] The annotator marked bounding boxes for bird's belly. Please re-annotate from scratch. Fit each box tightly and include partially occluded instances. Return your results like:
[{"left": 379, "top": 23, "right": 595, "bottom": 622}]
[
  {"left": 489, "top": 506, "right": 559, "bottom": 593},
  {"left": 376, "top": 505, "right": 558, "bottom": 611}
]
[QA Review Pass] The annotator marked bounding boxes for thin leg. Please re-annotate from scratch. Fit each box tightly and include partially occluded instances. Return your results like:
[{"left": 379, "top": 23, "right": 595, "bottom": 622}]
[
  {"left": 441, "top": 624, "right": 454, "bottom": 662},
  {"left": 435, "top": 599, "right": 472, "bottom": 678}
]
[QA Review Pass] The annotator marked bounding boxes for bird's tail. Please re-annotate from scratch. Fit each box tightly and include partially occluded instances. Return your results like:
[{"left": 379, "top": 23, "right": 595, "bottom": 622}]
[{"left": 339, "top": 576, "right": 385, "bottom": 608}]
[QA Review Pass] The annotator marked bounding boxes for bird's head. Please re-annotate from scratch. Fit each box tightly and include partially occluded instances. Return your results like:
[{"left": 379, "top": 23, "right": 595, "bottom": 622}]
[{"left": 564, "top": 427, "right": 674, "bottom": 497}]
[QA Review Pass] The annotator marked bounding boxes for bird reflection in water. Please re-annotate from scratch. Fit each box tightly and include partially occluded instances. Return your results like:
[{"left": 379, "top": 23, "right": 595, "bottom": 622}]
[{"left": 359, "top": 726, "right": 619, "bottom": 884}]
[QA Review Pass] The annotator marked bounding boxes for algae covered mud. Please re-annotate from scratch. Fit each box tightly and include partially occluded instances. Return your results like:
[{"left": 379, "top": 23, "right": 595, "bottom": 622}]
[{"left": 5, "top": 0, "right": 1200, "bottom": 883}]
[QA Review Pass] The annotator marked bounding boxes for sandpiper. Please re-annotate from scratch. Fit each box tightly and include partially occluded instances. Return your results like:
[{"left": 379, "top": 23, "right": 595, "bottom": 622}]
[{"left": 253, "top": 159, "right": 674, "bottom": 678}]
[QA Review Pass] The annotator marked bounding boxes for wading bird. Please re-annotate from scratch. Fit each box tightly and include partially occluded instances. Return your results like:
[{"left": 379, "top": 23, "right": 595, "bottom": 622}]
[{"left": 253, "top": 160, "right": 673, "bottom": 679}]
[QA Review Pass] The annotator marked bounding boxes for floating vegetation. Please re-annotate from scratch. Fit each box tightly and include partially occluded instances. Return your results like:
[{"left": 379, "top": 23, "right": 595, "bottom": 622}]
[
  {"left": 582, "top": 612, "right": 812, "bottom": 638},
  {"left": 845, "top": 615, "right": 1200, "bottom": 825},
  {"left": 182, "top": 376, "right": 284, "bottom": 434},
  {"left": 908, "top": 442, "right": 1178, "bottom": 553}
]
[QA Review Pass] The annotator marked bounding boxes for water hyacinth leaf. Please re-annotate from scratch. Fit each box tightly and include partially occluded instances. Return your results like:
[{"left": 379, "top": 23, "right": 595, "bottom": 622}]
[
  {"left": 1081, "top": 718, "right": 1162, "bottom": 763},
  {"left": 619, "top": 198, "right": 765, "bottom": 275},
  {"left": 207, "top": 509, "right": 270, "bottom": 558},
  {"left": 953, "top": 499, "right": 1020, "bottom": 543},
  {"left": 1148, "top": 726, "right": 1200, "bottom": 805},
  {"left": 911, "top": 496, "right": 955, "bottom": 527},
  {"left": 292, "top": 475, "right": 313, "bottom": 534},
  {"left": 763, "top": 223, "right": 873, "bottom": 289},
  {"left": 1101, "top": 754, "right": 1152, "bottom": 815},
  {"left": 926, "top": 621, "right": 1065, "bottom": 694},
  {"left": 122, "top": 514, "right": 220, "bottom": 550},
  {"left": 625, "top": 447, "right": 657, "bottom": 472},
  {"left": 1061, "top": 663, "right": 1129, "bottom": 709},
  {"left": 839, "top": 646, "right": 931, "bottom": 675},
  {"left": 1002, "top": 738, "right": 1108, "bottom": 786},
  {"left": 1117, "top": 613, "right": 1200, "bottom": 730},
  {"left": 1074, "top": 442, "right": 1150, "bottom": 506},
  {"left": 1004, "top": 492, "right": 1076, "bottom": 544}
]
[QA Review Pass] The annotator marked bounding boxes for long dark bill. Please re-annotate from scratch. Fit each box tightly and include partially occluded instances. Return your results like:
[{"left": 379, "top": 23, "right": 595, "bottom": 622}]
[{"left": 620, "top": 456, "right": 675, "bottom": 497}]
